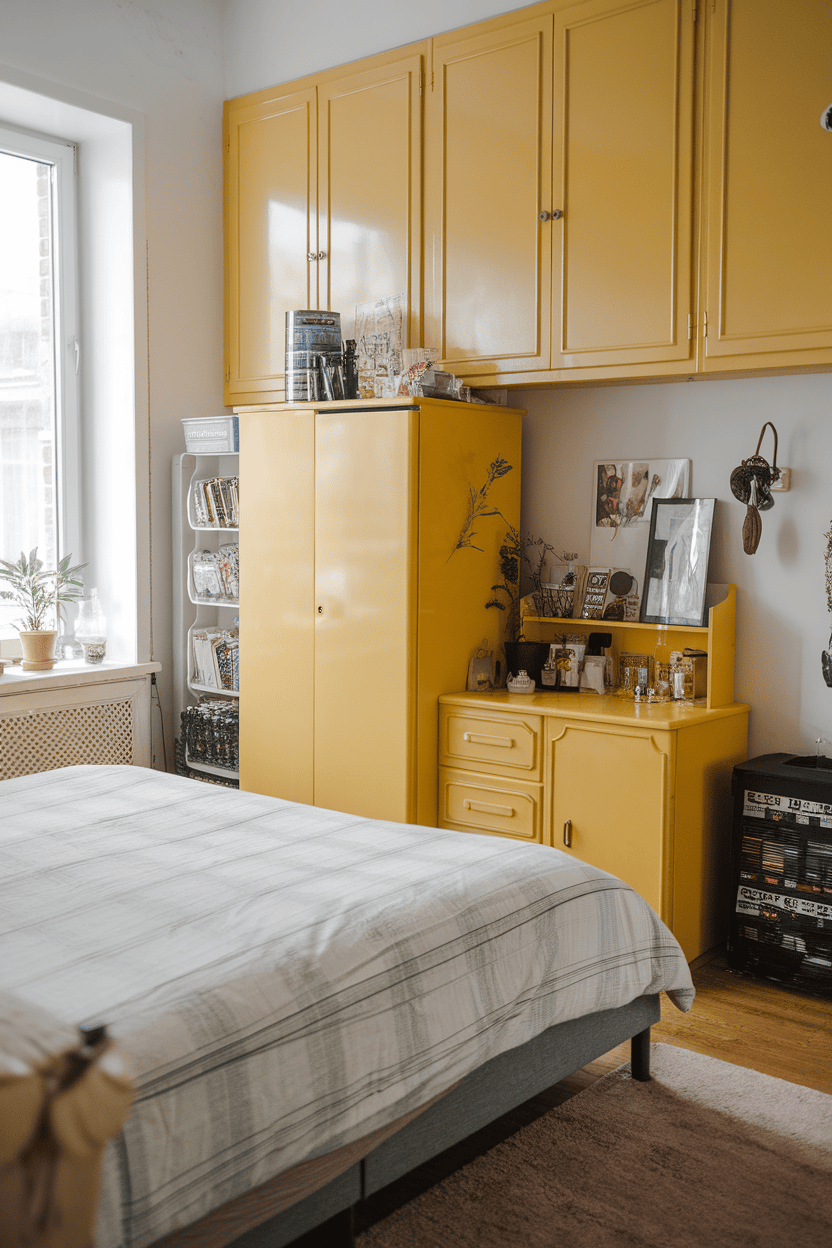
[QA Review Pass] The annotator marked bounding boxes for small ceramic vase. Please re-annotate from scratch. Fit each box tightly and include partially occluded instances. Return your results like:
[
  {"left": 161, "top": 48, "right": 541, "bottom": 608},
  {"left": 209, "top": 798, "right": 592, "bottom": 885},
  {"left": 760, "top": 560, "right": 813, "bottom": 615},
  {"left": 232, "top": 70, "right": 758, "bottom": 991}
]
[{"left": 506, "top": 669, "right": 535, "bottom": 694}]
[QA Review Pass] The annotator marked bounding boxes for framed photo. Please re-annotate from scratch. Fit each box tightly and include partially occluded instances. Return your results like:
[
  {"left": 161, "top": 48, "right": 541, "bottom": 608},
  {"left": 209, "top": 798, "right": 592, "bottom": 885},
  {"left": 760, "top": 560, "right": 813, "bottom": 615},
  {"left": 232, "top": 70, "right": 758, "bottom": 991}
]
[
  {"left": 580, "top": 567, "right": 611, "bottom": 618},
  {"left": 640, "top": 498, "right": 715, "bottom": 627}
]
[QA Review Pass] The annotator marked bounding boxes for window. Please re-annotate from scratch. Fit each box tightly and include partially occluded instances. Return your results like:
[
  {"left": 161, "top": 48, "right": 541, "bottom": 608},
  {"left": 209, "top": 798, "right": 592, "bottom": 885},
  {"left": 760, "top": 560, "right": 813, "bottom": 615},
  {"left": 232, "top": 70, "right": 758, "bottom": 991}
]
[{"left": 0, "top": 125, "right": 79, "bottom": 636}]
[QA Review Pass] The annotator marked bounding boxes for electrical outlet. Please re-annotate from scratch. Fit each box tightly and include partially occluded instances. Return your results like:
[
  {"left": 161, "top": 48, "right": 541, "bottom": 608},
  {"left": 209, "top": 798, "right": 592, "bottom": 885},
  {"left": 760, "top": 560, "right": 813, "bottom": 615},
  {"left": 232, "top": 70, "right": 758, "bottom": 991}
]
[{"left": 770, "top": 467, "right": 791, "bottom": 491}]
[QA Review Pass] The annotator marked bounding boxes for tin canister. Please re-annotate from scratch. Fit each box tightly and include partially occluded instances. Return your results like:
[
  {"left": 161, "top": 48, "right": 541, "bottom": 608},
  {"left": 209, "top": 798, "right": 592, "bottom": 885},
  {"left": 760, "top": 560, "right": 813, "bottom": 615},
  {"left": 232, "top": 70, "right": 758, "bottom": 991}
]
[{"left": 285, "top": 310, "right": 342, "bottom": 401}]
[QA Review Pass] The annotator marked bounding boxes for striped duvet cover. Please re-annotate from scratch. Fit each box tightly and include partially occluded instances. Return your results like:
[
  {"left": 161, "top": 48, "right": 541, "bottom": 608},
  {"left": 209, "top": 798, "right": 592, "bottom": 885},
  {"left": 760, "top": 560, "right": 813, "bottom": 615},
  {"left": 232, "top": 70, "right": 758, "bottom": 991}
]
[{"left": 0, "top": 765, "right": 694, "bottom": 1247}]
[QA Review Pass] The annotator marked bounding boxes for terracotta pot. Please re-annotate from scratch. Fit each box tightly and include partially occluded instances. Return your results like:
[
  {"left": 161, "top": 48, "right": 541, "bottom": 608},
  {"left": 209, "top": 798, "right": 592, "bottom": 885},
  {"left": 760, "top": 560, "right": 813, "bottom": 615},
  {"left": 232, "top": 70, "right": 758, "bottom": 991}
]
[{"left": 19, "top": 629, "right": 58, "bottom": 671}]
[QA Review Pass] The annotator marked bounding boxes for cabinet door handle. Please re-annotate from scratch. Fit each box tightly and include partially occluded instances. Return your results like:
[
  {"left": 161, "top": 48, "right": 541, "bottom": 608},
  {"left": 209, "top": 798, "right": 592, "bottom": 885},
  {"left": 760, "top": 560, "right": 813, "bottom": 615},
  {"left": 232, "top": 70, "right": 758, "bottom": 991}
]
[
  {"left": 306, "top": 252, "right": 317, "bottom": 262},
  {"left": 462, "top": 732, "right": 514, "bottom": 748},
  {"left": 539, "top": 209, "right": 563, "bottom": 222},
  {"left": 464, "top": 799, "right": 514, "bottom": 818},
  {"left": 317, "top": 251, "right": 327, "bottom": 260},
  {"left": 563, "top": 819, "right": 572, "bottom": 848}
]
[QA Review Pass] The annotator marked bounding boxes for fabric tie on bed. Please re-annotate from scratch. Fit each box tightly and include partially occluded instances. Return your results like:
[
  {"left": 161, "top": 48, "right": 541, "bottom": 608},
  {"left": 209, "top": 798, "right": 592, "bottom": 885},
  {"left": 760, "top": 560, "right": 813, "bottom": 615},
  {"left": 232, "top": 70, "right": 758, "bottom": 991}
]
[{"left": 0, "top": 994, "right": 134, "bottom": 1248}]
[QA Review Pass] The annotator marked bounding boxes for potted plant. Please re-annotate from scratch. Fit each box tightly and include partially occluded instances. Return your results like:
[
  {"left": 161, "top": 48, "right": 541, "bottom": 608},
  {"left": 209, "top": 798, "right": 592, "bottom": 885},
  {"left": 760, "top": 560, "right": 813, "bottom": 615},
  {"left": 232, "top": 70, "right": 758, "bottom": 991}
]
[
  {"left": 486, "top": 527, "right": 574, "bottom": 683},
  {"left": 0, "top": 549, "right": 87, "bottom": 670}
]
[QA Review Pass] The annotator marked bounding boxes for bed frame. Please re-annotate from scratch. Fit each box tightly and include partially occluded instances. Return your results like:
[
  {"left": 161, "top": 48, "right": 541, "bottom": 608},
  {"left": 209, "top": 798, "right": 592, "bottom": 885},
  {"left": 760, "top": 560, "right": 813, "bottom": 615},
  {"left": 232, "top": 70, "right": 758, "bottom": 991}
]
[{"left": 155, "top": 994, "right": 658, "bottom": 1248}]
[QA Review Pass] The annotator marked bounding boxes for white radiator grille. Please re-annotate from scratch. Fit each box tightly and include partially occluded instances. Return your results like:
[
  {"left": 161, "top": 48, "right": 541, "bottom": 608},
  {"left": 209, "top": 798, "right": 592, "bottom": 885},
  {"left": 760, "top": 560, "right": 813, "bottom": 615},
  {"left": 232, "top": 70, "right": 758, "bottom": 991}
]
[{"left": 0, "top": 700, "right": 134, "bottom": 781}]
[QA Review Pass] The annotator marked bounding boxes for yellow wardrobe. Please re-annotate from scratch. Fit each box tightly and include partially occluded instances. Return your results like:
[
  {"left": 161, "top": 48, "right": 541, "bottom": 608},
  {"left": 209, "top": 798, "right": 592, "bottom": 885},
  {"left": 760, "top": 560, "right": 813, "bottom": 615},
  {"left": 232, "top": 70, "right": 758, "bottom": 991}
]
[{"left": 239, "top": 398, "right": 522, "bottom": 827}]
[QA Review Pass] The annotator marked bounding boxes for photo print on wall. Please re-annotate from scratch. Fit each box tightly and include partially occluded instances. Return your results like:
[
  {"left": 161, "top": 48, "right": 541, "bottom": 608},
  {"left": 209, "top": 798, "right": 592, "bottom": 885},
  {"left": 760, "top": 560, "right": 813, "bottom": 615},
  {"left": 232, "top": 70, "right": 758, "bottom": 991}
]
[{"left": 589, "top": 459, "right": 691, "bottom": 620}]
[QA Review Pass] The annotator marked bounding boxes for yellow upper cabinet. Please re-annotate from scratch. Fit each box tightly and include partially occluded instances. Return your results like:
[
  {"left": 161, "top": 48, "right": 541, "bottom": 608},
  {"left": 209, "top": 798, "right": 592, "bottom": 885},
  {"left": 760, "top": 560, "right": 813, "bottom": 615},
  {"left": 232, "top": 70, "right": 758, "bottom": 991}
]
[
  {"left": 700, "top": 0, "right": 832, "bottom": 372},
  {"left": 225, "top": 88, "right": 317, "bottom": 405},
  {"left": 224, "top": 47, "right": 426, "bottom": 405},
  {"left": 225, "top": 0, "right": 832, "bottom": 395},
  {"left": 552, "top": 0, "right": 695, "bottom": 374},
  {"left": 318, "top": 55, "right": 424, "bottom": 350},
  {"left": 426, "top": 13, "right": 554, "bottom": 376}
]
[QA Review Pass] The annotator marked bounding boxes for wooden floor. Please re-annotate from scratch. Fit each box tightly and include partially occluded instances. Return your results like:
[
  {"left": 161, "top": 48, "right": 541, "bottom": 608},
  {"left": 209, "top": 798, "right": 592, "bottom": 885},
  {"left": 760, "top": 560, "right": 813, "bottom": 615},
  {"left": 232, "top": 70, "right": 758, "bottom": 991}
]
[
  {"left": 550, "top": 947, "right": 832, "bottom": 1105},
  {"left": 345, "top": 949, "right": 832, "bottom": 1238}
]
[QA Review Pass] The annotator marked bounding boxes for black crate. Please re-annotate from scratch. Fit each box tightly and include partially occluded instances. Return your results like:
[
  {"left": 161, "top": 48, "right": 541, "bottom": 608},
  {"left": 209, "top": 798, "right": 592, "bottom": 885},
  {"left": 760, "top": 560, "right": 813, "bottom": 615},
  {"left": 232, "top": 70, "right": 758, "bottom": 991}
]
[{"left": 728, "top": 754, "right": 832, "bottom": 996}]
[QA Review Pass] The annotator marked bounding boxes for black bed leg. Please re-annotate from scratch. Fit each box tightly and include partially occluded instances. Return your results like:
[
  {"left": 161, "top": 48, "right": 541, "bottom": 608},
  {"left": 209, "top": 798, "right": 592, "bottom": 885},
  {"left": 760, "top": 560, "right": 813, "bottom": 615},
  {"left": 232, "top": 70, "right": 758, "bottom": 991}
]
[
  {"left": 334, "top": 1204, "right": 356, "bottom": 1247},
  {"left": 630, "top": 1027, "right": 651, "bottom": 1082}
]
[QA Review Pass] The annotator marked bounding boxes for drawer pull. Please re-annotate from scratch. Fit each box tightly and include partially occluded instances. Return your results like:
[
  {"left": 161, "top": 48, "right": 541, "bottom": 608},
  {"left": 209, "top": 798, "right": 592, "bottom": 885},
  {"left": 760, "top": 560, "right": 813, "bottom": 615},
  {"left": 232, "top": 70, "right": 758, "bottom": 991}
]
[
  {"left": 563, "top": 819, "right": 573, "bottom": 848},
  {"left": 464, "top": 799, "right": 515, "bottom": 818},
  {"left": 462, "top": 732, "right": 515, "bottom": 749}
]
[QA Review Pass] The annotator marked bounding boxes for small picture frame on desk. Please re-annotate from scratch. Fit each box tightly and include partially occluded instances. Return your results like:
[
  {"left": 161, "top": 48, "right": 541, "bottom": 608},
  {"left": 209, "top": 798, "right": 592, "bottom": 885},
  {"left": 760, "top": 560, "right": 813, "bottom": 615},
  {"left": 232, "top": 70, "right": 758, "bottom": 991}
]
[
  {"left": 640, "top": 498, "right": 715, "bottom": 628},
  {"left": 580, "top": 567, "right": 610, "bottom": 619}
]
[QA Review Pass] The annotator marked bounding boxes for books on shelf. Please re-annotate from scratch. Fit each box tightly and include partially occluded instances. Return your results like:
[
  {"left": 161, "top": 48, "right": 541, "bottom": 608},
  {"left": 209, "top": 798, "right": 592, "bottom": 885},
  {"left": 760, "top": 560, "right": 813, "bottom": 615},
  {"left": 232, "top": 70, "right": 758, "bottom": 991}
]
[
  {"left": 192, "top": 544, "right": 239, "bottom": 601},
  {"left": 191, "top": 625, "right": 239, "bottom": 691},
  {"left": 191, "top": 476, "right": 239, "bottom": 528}
]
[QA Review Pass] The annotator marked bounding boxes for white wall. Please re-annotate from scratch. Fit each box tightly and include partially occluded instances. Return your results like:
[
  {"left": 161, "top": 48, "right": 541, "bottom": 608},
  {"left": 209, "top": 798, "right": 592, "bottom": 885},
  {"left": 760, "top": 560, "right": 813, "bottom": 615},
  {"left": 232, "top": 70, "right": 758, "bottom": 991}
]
[
  {"left": 519, "top": 372, "right": 832, "bottom": 759},
  {"left": 223, "top": 0, "right": 534, "bottom": 96},
  {"left": 0, "top": 0, "right": 227, "bottom": 766}
]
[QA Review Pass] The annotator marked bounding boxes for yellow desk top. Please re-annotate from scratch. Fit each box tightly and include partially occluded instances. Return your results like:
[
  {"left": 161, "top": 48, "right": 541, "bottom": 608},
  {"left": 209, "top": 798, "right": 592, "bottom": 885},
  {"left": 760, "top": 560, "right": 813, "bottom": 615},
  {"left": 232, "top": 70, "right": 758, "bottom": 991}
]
[{"left": 439, "top": 689, "right": 749, "bottom": 731}]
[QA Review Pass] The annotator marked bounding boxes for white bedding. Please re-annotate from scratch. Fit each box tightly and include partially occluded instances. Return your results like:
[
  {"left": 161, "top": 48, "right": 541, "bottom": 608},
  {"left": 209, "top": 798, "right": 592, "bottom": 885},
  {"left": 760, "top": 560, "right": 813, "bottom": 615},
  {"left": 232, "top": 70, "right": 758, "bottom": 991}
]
[{"left": 0, "top": 765, "right": 694, "bottom": 1247}]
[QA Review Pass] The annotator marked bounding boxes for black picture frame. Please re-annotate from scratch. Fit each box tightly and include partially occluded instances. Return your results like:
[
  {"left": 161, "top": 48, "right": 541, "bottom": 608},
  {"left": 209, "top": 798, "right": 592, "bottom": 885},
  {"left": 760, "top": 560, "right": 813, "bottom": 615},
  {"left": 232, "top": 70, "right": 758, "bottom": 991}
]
[{"left": 640, "top": 498, "right": 715, "bottom": 628}]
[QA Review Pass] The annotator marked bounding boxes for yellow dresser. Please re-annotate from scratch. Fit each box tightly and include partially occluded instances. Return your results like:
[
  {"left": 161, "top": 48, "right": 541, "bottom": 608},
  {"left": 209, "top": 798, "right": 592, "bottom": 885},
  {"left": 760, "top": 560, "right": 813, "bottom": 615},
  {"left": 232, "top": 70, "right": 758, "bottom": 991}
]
[{"left": 438, "top": 589, "right": 749, "bottom": 961}]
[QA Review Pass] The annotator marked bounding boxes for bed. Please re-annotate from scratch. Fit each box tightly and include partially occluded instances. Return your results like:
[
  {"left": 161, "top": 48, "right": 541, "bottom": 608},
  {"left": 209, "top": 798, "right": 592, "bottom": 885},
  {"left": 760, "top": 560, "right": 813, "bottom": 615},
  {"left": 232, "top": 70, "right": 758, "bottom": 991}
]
[{"left": 0, "top": 765, "right": 694, "bottom": 1247}]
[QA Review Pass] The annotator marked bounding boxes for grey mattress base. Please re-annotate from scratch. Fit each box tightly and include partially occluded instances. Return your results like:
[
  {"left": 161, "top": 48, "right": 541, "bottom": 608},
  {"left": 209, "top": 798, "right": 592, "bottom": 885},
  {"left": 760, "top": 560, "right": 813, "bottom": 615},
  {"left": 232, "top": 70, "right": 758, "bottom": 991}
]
[{"left": 230, "top": 994, "right": 661, "bottom": 1248}]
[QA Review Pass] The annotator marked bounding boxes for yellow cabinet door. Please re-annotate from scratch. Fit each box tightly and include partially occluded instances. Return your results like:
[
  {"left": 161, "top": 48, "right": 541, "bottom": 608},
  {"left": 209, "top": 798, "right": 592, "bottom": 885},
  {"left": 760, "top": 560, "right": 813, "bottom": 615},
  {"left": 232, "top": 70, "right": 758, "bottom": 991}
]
[
  {"left": 224, "top": 89, "right": 317, "bottom": 405},
  {"left": 313, "top": 409, "right": 417, "bottom": 823},
  {"left": 701, "top": 0, "right": 832, "bottom": 371},
  {"left": 547, "top": 720, "right": 673, "bottom": 918},
  {"left": 239, "top": 409, "right": 316, "bottom": 804},
  {"left": 318, "top": 52, "right": 425, "bottom": 347},
  {"left": 426, "top": 13, "right": 554, "bottom": 376},
  {"left": 552, "top": 0, "right": 695, "bottom": 372}
]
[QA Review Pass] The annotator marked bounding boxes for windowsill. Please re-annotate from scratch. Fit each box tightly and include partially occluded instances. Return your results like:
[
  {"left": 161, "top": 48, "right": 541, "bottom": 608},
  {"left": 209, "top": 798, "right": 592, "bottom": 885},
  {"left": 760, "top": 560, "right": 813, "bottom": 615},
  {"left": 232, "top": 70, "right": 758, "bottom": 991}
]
[{"left": 0, "top": 658, "right": 161, "bottom": 697}]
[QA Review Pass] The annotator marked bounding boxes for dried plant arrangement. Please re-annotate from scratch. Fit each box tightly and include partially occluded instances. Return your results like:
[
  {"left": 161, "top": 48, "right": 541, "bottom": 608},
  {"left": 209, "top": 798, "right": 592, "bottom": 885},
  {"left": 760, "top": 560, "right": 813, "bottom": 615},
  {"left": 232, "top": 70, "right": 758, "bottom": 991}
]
[{"left": 450, "top": 457, "right": 513, "bottom": 557}]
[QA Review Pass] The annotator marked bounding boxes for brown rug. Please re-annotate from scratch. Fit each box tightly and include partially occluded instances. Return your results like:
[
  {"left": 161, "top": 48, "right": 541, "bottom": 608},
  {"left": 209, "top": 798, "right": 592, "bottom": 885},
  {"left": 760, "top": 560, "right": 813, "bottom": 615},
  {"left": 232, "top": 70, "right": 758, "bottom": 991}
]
[{"left": 357, "top": 1044, "right": 832, "bottom": 1247}]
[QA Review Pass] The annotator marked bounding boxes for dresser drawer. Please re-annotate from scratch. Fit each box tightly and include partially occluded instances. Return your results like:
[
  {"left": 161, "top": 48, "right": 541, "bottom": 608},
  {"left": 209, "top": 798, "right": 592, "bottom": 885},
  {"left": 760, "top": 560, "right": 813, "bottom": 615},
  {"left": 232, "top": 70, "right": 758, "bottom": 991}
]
[
  {"left": 439, "top": 706, "right": 542, "bottom": 780},
  {"left": 438, "top": 767, "right": 543, "bottom": 842}
]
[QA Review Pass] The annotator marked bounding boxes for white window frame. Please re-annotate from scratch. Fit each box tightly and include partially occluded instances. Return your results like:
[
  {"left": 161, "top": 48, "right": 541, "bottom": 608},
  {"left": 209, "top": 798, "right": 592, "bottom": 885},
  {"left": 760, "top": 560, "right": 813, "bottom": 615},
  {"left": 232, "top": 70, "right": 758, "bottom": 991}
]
[{"left": 0, "top": 123, "right": 81, "bottom": 575}]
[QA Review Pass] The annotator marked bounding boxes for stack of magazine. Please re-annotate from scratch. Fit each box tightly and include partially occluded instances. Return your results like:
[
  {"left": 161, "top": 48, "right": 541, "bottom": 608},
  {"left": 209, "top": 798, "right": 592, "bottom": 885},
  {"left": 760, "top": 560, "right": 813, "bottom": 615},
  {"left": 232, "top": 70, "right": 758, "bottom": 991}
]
[
  {"left": 191, "top": 476, "right": 239, "bottom": 528},
  {"left": 191, "top": 625, "right": 239, "bottom": 691}
]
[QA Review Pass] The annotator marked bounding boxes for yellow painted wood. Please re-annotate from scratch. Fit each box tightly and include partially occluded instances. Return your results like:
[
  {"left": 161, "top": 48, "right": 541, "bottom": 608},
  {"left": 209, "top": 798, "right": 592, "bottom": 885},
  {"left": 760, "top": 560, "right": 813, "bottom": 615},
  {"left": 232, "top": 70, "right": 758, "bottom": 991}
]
[
  {"left": 239, "top": 408, "right": 315, "bottom": 803},
  {"left": 426, "top": 12, "right": 554, "bottom": 374},
  {"left": 439, "top": 682, "right": 750, "bottom": 959},
  {"left": 671, "top": 714, "right": 749, "bottom": 960},
  {"left": 224, "top": 89, "right": 316, "bottom": 405},
  {"left": 701, "top": 0, "right": 832, "bottom": 369},
  {"left": 318, "top": 53, "right": 424, "bottom": 348},
  {"left": 440, "top": 706, "right": 542, "bottom": 780},
  {"left": 552, "top": 0, "right": 695, "bottom": 370},
  {"left": 415, "top": 402, "right": 522, "bottom": 824},
  {"left": 547, "top": 719, "right": 670, "bottom": 915},
  {"left": 238, "top": 397, "right": 523, "bottom": 827},
  {"left": 521, "top": 583, "right": 737, "bottom": 708},
  {"left": 313, "top": 409, "right": 417, "bottom": 823},
  {"left": 439, "top": 766, "right": 544, "bottom": 842}
]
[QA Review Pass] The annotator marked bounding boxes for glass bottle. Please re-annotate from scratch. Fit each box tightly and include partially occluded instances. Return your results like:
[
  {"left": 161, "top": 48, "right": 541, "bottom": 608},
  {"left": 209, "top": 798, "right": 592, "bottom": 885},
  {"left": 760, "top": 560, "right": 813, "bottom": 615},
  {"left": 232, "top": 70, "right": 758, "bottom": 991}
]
[{"left": 75, "top": 589, "right": 107, "bottom": 663}]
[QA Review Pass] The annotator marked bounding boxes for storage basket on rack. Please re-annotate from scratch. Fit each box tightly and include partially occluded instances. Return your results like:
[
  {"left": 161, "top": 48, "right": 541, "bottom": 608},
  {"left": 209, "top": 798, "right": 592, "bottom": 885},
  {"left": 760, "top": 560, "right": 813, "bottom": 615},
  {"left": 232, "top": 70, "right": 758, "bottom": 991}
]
[
  {"left": 533, "top": 585, "right": 574, "bottom": 618},
  {"left": 179, "top": 699, "right": 239, "bottom": 773}
]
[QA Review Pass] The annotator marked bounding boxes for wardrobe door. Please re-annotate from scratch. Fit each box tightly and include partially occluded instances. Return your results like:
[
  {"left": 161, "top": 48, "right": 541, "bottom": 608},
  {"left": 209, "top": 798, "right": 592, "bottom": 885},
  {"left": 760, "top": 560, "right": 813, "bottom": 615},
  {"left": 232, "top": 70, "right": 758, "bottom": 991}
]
[
  {"left": 426, "top": 13, "right": 554, "bottom": 377},
  {"left": 318, "top": 50, "right": 425, "bottom": 348},
  {"left": 224, "top": 88, "right": 317, "bottom": 405},
  {"left": 552, "top": 0, "right": 695, "bottom": 372},
  {"left": 700, "top": 0, "right": 832, "bottom": 371},
  {"left": 313, "top": 408, "right": 417, "bottom": 823},
  {"left": 239, "top": 408, "right": 316, "bottom": 803}
]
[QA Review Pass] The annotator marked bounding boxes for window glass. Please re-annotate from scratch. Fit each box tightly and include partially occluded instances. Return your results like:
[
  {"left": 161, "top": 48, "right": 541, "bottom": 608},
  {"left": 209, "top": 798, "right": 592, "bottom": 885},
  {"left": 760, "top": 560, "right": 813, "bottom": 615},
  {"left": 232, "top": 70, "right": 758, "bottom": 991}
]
[{"left": 0, "top": 132, "right": 74, "bottom": 636}]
